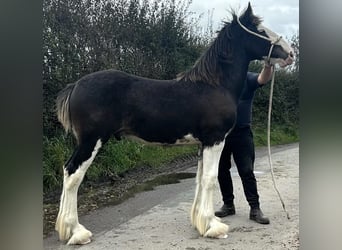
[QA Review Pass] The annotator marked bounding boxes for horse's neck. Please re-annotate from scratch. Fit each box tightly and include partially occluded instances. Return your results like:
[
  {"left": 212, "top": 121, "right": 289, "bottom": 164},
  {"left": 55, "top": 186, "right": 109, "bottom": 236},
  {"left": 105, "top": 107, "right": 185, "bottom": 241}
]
[{"left": 221, "top": 57, "right": 250, "bottom": 102}]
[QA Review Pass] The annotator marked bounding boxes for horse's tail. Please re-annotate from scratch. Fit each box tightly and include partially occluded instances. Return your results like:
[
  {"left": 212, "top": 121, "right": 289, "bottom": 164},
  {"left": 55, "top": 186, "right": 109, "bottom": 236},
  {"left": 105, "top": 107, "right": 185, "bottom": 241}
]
[{"left": 56, "top": 83, "right": 76, "bottom": 134}]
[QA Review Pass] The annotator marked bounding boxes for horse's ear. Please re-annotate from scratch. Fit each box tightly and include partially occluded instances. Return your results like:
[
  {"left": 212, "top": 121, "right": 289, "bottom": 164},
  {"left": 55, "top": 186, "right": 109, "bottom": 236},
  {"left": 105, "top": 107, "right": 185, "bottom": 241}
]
[
  {"left": 240, "top": 2, "right": 255, "bottom": 25},
  {"left": 246, "top": 2, "right": 253, "bottom": 15}
]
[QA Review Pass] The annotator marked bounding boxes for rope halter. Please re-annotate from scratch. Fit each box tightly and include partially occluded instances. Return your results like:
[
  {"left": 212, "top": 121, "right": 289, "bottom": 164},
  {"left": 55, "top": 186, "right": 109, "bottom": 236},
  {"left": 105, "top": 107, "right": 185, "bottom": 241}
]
[{"left": 236, "top": 17, "right": 282, "bottom": 64}]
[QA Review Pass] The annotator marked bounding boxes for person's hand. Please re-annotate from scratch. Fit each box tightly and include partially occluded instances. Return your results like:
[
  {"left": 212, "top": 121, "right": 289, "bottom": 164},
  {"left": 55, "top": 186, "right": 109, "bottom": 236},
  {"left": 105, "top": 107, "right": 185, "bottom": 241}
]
[
  {"left": 258, "top": 61, "right": 274, "bottom": 84},
  {"left": 264, "top": 60, "right": 274, "bottom": 68}
]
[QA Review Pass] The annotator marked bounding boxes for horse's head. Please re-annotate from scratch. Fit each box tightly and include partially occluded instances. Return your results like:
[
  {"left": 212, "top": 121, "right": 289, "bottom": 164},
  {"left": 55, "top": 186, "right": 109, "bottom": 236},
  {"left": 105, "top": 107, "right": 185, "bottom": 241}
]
[{"left": 236, "top": 3, "right": 294, "bottom": 67}]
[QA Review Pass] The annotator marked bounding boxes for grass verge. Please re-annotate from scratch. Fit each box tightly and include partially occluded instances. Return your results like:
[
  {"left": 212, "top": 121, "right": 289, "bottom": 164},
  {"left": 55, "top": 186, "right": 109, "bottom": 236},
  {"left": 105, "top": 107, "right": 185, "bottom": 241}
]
[
  {"left": 43, "top": 124, "right": 298, "bottom": 194},
  {"left": 253, "top": 124, "right": 299, "bottom": 147},
  {"left": 43, "top": 135, "right": 197, "bottom": 194}
]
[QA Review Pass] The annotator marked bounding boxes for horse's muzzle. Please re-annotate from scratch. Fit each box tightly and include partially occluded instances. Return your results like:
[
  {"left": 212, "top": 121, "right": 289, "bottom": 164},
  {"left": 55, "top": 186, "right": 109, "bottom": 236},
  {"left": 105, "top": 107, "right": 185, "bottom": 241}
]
[
  {"left": 284, "top": 54, "right": 294, "bottom": 66},
  {"left": 279, "top": 50, "right": 294, "bottom": 68}
]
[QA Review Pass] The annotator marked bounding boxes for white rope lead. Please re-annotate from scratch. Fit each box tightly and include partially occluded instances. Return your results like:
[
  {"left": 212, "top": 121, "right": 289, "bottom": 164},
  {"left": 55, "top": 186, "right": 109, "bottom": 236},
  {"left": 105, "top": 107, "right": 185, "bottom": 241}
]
[
  {"left": 267, "top": 69, "right": 290, "bottom": 220},
  {"left": 237, "top": 15, "right": 290, "bottom": 220},
  {"left": 236, "top": 17, "right": 274, "bottom": 42}
]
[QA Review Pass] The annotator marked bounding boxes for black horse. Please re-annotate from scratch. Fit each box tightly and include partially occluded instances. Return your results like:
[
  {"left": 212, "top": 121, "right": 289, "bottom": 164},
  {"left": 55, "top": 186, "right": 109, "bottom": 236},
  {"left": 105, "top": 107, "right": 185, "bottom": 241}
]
[{"left": 55, "top": 3, "right": 293, "bottom": 245}]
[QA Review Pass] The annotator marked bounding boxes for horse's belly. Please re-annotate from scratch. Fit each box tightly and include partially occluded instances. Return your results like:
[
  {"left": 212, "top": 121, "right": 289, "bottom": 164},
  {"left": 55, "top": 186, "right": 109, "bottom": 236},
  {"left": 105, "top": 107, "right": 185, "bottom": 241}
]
[{"left": 123, "top": 133, "right": 200, "bottom": 146}]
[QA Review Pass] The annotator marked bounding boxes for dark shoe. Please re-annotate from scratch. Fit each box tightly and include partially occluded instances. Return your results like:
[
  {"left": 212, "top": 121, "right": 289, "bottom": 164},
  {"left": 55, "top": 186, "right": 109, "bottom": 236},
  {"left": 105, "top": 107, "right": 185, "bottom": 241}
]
[
  {"left": 249, "top": 208, "right": 270, "bottom": 224},
  {"left": 215, "top": 204, "right": 235, "bottom": 217}
]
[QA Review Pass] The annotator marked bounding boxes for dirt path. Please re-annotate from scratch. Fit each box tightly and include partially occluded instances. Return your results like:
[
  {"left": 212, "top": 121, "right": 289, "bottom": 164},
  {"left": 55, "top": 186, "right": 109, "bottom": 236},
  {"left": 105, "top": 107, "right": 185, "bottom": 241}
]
[{"left": 44, "top": 143, "right": 299, "bottom": 249}]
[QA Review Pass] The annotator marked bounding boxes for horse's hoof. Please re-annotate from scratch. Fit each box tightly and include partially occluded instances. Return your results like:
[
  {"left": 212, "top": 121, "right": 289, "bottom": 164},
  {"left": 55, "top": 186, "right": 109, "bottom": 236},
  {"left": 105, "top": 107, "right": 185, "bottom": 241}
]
[
  {"left": 217, "top": 233, "right": 228, "bottom": 239},
  {"left": 203, "top": 218, "right": 229, "bottom": 239},
  {"left": 66, "top": 224, "right": 92, "bottom": 245}
]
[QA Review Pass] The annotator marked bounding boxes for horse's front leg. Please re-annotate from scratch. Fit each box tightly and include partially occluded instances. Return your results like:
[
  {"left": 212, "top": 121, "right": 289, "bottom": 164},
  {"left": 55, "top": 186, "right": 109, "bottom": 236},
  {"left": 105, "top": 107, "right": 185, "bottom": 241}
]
[{"left": 192, "top": 140, "right": 229, "bottom": 238}]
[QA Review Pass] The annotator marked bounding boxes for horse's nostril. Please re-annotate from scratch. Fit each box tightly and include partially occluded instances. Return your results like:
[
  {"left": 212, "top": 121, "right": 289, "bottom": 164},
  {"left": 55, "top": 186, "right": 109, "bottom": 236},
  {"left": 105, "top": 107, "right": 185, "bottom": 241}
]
[{"left": 289, "top": 51, "right": 294, "bottom": 58}]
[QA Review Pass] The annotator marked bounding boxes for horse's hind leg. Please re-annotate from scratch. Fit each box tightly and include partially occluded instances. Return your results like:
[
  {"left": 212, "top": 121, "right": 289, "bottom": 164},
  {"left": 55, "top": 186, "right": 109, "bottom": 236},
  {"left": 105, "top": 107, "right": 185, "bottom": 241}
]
[
  {"left": 191, "top": 146, "right": 204, "bottom": 227},
  {"left": 55, "top": 135, "right": 103, "bottom": 245}
]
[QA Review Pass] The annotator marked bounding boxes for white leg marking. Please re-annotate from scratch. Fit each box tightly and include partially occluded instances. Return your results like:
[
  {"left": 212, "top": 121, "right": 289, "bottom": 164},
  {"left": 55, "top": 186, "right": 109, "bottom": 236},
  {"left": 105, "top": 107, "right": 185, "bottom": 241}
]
[
  {"left": 192, "top": 141, "right": 229, "bottom": 238},
  {"left": 191, "top": 155, "right": 203, "bottom": 227},
  {"left": 56, "top": 139, "right": 102, "bottom": 245}
]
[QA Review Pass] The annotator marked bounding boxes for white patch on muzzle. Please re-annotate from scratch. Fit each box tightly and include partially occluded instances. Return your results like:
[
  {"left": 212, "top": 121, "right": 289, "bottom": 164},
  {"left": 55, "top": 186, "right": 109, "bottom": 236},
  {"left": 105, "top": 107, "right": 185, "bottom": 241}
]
[{"left": 258, "top": 24, "right": 294, "bottom": 67}]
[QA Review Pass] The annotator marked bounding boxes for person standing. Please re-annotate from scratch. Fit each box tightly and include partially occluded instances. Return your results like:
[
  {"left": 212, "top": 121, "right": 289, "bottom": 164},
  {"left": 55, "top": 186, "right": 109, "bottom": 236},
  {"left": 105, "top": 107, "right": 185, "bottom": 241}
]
[{"left": 215, "top": 62, "right": 274, "bottom": 224}]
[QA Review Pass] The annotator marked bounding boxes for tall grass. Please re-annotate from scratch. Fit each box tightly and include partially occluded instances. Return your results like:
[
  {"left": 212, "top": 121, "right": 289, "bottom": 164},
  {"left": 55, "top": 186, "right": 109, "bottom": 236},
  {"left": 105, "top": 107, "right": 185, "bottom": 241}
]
[
  {"left": 43, "top": 136, "right": 73, "bottom": 192},
  {"left": 43, "top": 124, "right": 298, "bottom": 194},
  {"left": 43, "top": 135, "right": 197, "bottom": 194},
  {"left": 253, "top": 124, "right": 299, "bottom": 147}
]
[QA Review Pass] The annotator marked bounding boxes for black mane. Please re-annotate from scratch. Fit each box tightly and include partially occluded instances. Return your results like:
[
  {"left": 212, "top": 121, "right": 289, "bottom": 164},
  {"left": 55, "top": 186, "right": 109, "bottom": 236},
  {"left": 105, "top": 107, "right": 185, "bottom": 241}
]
[
  {"left": 176, "top": 22, "right": 234, "bottom": 86},
  {"left": 177, "top": 10, "right": 262, "bottom": 86}
]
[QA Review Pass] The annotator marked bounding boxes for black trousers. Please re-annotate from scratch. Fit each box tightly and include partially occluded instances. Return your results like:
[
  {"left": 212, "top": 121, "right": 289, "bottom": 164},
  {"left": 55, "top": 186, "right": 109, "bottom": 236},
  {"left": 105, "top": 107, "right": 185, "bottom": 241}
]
[{"left": 218, "top": 126, "right": 260, "bottom": 209}]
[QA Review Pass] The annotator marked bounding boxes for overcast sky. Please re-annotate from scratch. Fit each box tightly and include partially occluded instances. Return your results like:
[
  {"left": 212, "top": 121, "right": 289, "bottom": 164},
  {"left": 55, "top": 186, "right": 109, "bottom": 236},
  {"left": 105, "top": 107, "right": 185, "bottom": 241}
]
[{"left": 188, "top": 0, "right": 299, "bottom": 39}]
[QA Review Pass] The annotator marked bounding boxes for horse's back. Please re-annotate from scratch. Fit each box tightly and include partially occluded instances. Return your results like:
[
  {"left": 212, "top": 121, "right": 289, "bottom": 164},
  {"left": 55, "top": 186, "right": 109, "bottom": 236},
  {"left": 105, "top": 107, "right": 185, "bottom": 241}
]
[
  {"left": 68, "top": 70, "right": 175, "bottom": 138},
  {"left": 68, "top": 69, "right": 236, "bottom": 145}
]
